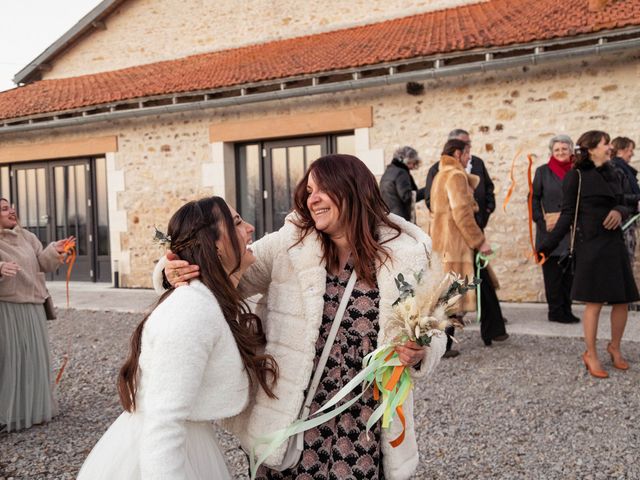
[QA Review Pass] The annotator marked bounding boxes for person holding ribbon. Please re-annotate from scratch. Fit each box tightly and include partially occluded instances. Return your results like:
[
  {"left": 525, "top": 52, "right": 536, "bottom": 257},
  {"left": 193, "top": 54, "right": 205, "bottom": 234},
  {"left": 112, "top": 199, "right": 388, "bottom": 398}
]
[
  {"left": 532, "top": 135, "right": 580, "bottom": 324},
  {"left": 538, "top": 131, "right": 639, "bottom": 379},
  {"left": 78, "top": 197, "right": 278, "bottom": 479},
  {"left": 158, "top": 154, "right": 446, "bottom": 480},
  {"left": 0, "top": 198, "right": 74, "bottom": 432},
  {"left": 429, "top": 139, "right": 508, "bottom": 353}
]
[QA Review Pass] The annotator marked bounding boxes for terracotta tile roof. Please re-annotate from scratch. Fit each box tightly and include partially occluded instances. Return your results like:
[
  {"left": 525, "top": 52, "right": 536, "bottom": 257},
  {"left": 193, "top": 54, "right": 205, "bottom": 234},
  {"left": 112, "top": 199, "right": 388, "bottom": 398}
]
[{"left": 1, "top": 0, "right": 639, "bottom": 122}]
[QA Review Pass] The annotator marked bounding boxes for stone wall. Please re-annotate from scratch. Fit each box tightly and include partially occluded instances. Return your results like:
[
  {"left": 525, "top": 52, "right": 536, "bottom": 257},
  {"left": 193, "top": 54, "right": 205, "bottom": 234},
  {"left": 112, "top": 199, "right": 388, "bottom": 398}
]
[
  {"left": 43, "top": 0, "right": 483, "bottom": 79},
  {"left": 4, "top": 52, "right": 639, "bottom": 298}
]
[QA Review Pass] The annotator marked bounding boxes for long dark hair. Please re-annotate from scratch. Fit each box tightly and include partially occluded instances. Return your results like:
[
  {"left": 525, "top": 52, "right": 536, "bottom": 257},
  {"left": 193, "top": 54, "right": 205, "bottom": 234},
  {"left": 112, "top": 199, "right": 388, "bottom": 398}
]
[
  {"left": 574, "top": 130, "right": 610, "bottom": 167},
  {"left": 118, "top": 197, "right": 278, "bottom": 412},
  {"left": 292, "top": 154, "right": 400, "bottom": 286}
]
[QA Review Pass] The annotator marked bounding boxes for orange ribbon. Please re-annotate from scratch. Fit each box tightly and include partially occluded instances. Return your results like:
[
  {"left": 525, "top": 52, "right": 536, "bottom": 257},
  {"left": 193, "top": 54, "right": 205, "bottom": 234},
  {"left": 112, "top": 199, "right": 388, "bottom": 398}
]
[
  {"left": 384, "top": 365, "right": 405, "bottom": 392},
  {"left": 55, "top": 353, "right": 69, "bottom": 386},
  {"left": 389, "top": 406, "right": 406, "bottom": 448},
  {"left": 527, "top": 154, "right": 546, "bottom": 265},
  {"left": 62, "top": 238, "right": 77, "bottom": 308},
  {"left": 502, "top": 148, "right": 521, "bottom": 212},
  {"left": 54, "top": 238, "right": 76, "bottom": 387}
]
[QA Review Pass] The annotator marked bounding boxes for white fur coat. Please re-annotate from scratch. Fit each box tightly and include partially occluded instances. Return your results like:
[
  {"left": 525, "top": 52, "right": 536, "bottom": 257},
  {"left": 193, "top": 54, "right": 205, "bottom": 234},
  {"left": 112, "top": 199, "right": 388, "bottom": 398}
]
[{"left": 137, "top": 280, "right": 249, "bottom": 478}]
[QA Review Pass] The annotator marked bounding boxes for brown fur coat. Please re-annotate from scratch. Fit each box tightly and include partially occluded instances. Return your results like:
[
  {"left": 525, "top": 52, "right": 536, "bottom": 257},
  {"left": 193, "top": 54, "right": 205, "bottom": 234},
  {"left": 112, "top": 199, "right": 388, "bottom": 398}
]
[{"left": 429, "top": 154, "right": 485, "bottom": 312}]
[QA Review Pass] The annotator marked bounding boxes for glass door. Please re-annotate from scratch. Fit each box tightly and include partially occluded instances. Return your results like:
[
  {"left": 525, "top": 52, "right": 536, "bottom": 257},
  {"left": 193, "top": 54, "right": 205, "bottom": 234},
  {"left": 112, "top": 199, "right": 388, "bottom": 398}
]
[
  {"left": 12, "top": 164, "right": 49, "bottom": 246},
  {"left": 264, "top": 137, "right": 327, "bottom": 232},
  {"left": 236, "top": 133, "right": 354, "bottom": 236},
  {"left": 50, "top": 161, "right": 94, "bottom": 281},
  {"left": 10, "top": 158, "right": 110, "bottom": 282}
]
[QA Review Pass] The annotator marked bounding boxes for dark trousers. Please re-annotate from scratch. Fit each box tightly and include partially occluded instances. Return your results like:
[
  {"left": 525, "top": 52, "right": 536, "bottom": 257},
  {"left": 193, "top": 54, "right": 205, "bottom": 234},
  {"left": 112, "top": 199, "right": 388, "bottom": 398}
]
[
  {"left": 478, "top": 266, "right": 507, "bottom": 345},
  {"left": 444, "top": 267, "right": 507, "bottom": 350},
  {"left": 542, "top": 255, "right": 574, "bottom": 321}
]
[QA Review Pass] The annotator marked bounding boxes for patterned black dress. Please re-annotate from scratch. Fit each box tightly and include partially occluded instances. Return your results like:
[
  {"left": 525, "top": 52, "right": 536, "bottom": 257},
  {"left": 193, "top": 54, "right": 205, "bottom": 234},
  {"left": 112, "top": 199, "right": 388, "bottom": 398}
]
[{"left": 255, "top": 261, "right": 384, "bottom": 480}]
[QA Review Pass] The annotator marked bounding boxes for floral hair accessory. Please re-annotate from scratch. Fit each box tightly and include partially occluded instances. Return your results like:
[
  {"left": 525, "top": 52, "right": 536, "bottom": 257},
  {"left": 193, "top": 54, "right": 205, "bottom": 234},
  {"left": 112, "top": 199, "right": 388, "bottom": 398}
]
[{"left": 153, "top": 226, "right": 171, "bottom": 246}]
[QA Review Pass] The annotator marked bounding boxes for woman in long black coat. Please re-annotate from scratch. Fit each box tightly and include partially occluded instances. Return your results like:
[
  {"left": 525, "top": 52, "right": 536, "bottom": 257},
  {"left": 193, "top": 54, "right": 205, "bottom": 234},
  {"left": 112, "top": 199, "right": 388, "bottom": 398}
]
[{"left": 539, "top": 130, "right": 639, "bottom": 379}]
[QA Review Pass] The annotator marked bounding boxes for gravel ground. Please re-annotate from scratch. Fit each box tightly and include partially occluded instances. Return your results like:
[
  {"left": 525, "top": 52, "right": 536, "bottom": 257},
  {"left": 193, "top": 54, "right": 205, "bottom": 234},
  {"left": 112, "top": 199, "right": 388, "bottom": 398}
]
[{"left": 1, "top": 310, "right": 639, "bottom": 479}]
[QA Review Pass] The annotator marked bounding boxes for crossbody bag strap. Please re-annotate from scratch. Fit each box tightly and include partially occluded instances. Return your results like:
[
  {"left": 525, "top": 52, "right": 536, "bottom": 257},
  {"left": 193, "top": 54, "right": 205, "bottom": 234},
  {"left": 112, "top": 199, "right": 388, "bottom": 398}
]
[
  {"left": 570, "top": 170, "right": 582, "bottom": 254},
  {"left": 299, "top": 269, "right": 357, "bottom": 423}
]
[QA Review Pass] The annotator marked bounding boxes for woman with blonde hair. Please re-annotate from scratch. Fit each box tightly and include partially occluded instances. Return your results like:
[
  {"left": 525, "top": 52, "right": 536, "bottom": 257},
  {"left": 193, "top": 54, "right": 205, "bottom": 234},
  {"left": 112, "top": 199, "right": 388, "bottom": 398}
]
[{"left": 539, "top": 130, "right": 639, "bottom": 378}]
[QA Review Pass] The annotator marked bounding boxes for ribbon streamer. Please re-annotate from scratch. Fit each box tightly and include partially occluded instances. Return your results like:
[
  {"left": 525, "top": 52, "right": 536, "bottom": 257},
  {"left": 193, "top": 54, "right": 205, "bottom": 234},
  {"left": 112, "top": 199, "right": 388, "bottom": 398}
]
[
  {"left": 249, "top": 345, "right": 416, "bottom": 479},
  {"left": 475, "top": 248, "right": 497, "bottom": 323},
  {"left": 54, "top": 238, "right": 76, "bottom": 388},
  {"left": 62, "top": 238, "right": 77, "bottom": 308},
  {"left": 622, "top": 213, "right": 640, "bottom": 231},
  {"left": 502, "top": 148, "right": 522, "bottom": 212},
  {"left": 527, "top": 154, "right": 546, "bottom": 265}
]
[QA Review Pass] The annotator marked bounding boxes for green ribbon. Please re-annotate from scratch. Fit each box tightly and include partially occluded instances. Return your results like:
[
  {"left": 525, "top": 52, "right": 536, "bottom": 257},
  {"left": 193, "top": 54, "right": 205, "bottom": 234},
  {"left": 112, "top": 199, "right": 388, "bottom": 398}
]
[
  {"left": 249, "top": 345, "right": 413, "bottom": 479},
  {"left": 475, "top": 247, "right": 497, "bottom": 323},
  {"left": 622, "top": 213, "right": 640, "bottom": 231}
]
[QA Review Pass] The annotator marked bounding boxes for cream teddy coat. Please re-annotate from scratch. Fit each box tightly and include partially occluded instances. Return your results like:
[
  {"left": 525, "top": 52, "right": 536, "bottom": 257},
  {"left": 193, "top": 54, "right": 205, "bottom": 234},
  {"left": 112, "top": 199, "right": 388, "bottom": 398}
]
[
  {"left": 137, "top": 280, "right": 249, "bottom": 478},
  {"left": 153, "top": 213, "right": 445, "bottom": 480}
]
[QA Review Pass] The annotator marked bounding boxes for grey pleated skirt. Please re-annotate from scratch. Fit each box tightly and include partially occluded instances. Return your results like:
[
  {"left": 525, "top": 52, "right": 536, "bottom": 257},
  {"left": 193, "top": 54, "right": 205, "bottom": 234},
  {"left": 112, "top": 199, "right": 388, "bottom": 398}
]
[{"left": 0, "top": 301, "right": 58, "bottom": 432}]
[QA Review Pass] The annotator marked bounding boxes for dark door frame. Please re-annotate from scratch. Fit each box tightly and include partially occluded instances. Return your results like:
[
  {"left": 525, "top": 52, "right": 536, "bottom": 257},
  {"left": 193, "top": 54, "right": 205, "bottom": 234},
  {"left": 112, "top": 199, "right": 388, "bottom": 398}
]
[
  {"left": 236, "top": 132, "right": 354, "bottom": 236},
  {"left": 8, "top": 157, "right": 110, "bottom": 282}
]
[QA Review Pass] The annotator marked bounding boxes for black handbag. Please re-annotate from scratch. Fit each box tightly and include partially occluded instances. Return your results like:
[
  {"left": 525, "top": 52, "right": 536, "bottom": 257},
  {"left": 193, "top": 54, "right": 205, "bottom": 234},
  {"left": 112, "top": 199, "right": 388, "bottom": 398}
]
[
  {"left": 44, "top": 296, "right": 57, "bottom": 320},
  {"left": 558, "top": 170, "right": 581, "bottom": 275}
]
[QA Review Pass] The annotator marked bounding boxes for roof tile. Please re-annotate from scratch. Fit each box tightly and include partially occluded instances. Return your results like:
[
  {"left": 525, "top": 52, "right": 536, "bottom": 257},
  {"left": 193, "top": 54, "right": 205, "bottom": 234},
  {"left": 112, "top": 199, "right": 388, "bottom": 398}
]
[{"left": 1, "top": 0, "right": 639, "bottom": 121}]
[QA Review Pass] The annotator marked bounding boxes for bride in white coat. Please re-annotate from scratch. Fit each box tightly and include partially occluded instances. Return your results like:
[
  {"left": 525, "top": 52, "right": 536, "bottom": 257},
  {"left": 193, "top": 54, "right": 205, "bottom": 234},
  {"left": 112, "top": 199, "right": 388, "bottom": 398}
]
[{"left": 77, "top": 196, "right": 277, "bottom": 480}]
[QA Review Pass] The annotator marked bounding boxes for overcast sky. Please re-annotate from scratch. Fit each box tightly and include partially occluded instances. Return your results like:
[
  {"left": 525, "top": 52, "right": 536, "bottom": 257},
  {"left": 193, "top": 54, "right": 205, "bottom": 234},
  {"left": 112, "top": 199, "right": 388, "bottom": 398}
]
[{"left": 0, "top": 0, "right": 99, "bottom": 92}]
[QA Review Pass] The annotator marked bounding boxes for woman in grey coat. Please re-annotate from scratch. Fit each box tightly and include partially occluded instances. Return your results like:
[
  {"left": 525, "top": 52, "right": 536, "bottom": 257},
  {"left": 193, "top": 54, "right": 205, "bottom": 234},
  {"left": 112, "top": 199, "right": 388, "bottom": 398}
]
[
  {"left": 379, "top": 146, "right": 425, "bottom": 222},
  {"left": 532, "top": 135, "right": 579, "bottom": 324}
]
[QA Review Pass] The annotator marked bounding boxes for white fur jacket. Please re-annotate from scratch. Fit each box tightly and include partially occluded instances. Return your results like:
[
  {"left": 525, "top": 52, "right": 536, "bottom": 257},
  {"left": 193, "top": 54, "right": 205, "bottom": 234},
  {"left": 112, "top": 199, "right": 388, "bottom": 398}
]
[
  {"left": 137, "top": 280, "right": 249, "bottom": 479},
  {"left": 153, "top": 213, "right": 445, "bottom": 480}
]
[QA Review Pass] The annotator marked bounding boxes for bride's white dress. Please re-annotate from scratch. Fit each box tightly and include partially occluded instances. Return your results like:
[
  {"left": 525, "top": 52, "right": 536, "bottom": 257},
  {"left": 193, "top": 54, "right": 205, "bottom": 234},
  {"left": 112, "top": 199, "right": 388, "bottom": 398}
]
[
  {"left": 77, "top": 281, "right": 249, "bottom": 480},
  {"left": 77, "top": 412, "right": 231, "bottom": 479}
]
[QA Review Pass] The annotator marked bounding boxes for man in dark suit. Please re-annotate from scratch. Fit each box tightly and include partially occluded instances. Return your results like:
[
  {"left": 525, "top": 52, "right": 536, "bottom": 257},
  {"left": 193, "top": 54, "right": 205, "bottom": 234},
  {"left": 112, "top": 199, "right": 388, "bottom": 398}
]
[{"left": 425, "top": 129, "right": 496, "bottom": 230}]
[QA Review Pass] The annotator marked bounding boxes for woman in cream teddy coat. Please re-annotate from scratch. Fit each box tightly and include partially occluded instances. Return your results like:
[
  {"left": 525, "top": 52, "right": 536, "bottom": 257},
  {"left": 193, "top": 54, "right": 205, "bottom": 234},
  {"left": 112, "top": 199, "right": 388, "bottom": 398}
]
[{"left": 159, "top": 154, "right": 446, "bottom": 480}]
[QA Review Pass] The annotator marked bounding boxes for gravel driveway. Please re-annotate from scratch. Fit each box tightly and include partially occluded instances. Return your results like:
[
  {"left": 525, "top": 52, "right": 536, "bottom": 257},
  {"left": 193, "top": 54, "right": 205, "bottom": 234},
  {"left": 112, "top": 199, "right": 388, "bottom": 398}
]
[{"left": 1, "top": 309, "right": 638, "bottom": 479}]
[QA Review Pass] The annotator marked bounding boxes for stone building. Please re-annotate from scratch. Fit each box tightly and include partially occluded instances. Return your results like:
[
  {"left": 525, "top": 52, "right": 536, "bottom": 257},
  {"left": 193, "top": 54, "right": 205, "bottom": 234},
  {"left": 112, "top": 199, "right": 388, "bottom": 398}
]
[{"left": 0, "top": 0, "right": 639, "bottom": 300}]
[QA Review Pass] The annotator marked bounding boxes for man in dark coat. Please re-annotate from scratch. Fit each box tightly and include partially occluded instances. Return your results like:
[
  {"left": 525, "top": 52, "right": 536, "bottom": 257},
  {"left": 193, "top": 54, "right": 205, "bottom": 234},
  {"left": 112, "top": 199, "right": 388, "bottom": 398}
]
[
  {"left": 425, "top": 129, "right": 496, "bottom": 230},
  {"left": 380, "top": 145, "right": 425, "bottom": 222}
]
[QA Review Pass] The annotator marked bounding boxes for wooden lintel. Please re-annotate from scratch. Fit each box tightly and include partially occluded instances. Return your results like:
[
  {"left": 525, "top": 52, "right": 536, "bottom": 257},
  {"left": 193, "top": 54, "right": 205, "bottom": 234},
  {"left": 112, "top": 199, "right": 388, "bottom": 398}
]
[
  {"left": 0, "top": 136, "right": 118, "bottom": 164},
  {"left": 209, "top": 107, "right": 372, "bottom": 143}
]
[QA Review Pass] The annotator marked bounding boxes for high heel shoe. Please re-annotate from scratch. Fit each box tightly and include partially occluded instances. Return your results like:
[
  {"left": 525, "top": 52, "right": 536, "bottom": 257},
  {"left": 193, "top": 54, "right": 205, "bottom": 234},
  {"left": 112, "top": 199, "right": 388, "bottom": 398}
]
[
  {"left": 582, "top": 352, "right": 609, "bottom": 379},
  {"left": 607, "top": 343, "right": 630, "bottom": 370}
]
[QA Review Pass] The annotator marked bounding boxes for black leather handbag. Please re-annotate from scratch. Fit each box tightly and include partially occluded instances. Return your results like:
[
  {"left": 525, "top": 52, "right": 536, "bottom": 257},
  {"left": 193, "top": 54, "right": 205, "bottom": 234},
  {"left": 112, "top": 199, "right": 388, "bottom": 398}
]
[{"left": 558, "top": 170, "right": 581, "bottom": 275}]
